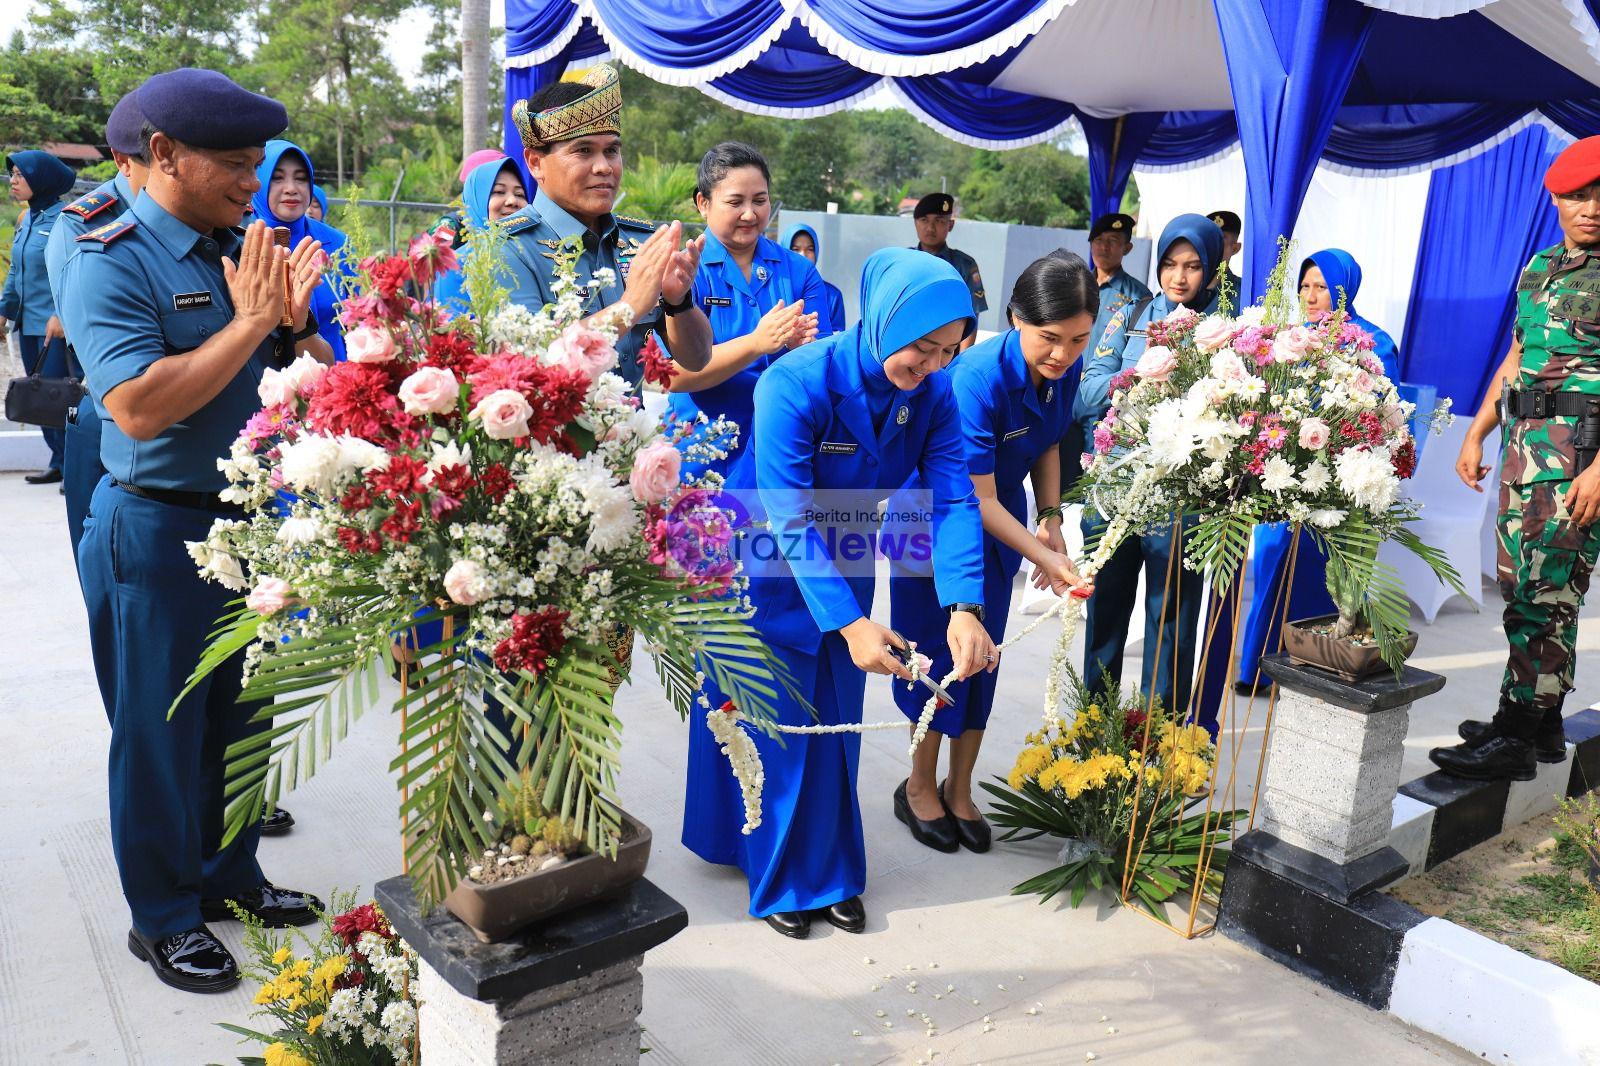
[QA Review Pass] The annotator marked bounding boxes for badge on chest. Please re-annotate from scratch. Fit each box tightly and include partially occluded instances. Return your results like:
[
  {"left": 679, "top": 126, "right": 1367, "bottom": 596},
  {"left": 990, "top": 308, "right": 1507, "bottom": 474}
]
[
  {"left": 172, "top": 291, "right": 215, "bottom": 311},
  {"left": 1002, "top": 426, "right": 1031, "bottom": 443},
  {"left": 819, "top": 441, "right": 859, "bottom": 456},
  {"left": 704, "top": 296, "right": 733, "bottom": 308}
]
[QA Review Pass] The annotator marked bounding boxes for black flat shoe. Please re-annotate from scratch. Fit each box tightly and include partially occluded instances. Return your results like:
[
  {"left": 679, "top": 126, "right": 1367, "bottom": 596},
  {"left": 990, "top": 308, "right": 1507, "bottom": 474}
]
[
  {"left": 1457, "top": 719, "right": 1567, "bottom": 763},
  {"left": 894, "top": 779, "right": 959, "bottom": 853},
  {"left": 819, "top": 896, "right": 866, "bottom": 933},
  {"left": 259, "top": 806, "right": 295, "bottom": 836},
  {"left": 939, "top": 779, "right": 991, "bottom": 854},
  {"left": 200, "top": 882, "right": 322, "bottom": 927},
  {"left": 24, "top": 468, "right": 62, "bottom": 485},
  {"left": 1428, "top": 735, "right": 1537, "bottom": 782},
  {"left": 127, "top": 926, "right": 239, "bottom": 994},
  {"left": 763, "top": 911, "right": 811, "bottom": 939}
]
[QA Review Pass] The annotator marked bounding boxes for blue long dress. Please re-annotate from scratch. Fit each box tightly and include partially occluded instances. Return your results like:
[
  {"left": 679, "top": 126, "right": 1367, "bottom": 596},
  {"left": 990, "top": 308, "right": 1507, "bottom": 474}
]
[
  {"left": 249, "top": 140, "right": 352, "bottom": 361},
  {"left": 682, "top": 249, "right": 985, "bottom": 917},
  {"left": 1236, "top": 249, "right": 1403, "bottom": 685},
  {"left": 888, "top": 329, "right": 1077, "bottom": 735}
]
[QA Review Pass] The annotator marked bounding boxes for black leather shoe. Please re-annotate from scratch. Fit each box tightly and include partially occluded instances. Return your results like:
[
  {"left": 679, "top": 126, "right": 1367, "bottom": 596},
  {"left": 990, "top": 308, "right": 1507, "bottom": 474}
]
[
  {"left": 819, "top": 896, "right": 866, "bottom": 933},
  {"left": 259, "top": 806, "right": 295, "bottom": 836},
  {"left": 763, "top": 911, "right": 811, "bottom": 939},
  {"left": 939, "top": 779, "right": 991, "bottom": 853},
  {"left": 127, "top": 926, "right": 239, "bottom": 993},
  {"left": 200, "top": 883, "right": 322, "bottom": 927},
  {"left": 894, "top": 779, "right": 959, "bottom": 853},
  {"left": 1457, "top": 719, "right": 1567, "bottom": 763},
  {"left": 24, "top": 468, "right": 63, "bottom": 485},
  {"left": 1429, "top": 736, "right": 1537, "bottom": 781}
]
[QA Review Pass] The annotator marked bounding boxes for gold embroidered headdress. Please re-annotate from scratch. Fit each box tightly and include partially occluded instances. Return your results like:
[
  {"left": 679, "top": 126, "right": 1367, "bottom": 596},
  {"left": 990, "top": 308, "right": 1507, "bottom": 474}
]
[{"left": 513, "top": 65, "right": 622, "bottom": 150}]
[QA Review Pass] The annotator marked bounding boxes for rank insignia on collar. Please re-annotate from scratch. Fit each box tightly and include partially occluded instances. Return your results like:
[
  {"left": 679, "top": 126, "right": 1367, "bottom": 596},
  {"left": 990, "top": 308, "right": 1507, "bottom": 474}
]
[
  {"left": 896, "top": 406, "right": 909, "bottom": 425},
  {"left": 1045, "top": 385, "right": 1054, "bottom": 402}
]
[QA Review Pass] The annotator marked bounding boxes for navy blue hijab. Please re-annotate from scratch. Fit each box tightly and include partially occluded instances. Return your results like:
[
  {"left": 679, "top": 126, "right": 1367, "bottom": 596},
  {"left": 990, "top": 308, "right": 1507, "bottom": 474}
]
[
  {"left": 1153, "top": 213, "right": 1225, "bottom": 314},
  {"left": 8, "top": 150, "right": 75, "bottom": 212}
]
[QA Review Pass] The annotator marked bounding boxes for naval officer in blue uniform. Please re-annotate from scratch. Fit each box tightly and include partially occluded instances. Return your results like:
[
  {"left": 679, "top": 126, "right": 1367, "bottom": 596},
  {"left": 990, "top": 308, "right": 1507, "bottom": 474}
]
[
  {"left": 887, "top": 252, "right": 1098, "bottom": 854},
  {"left": 47, "top": 91, "right": 149, "bottom": 563},
  {"left": 683, "top": 248, "right": 997, "bottom": 939},
  {"left": 59, "top": 68, "right": 328, "bottom": 994},
  {"left": 666, "top": 141, "right": 829, "bottom": 477},
  {"left": 499, "top": 65, "right": 711, "bottom": 386}
]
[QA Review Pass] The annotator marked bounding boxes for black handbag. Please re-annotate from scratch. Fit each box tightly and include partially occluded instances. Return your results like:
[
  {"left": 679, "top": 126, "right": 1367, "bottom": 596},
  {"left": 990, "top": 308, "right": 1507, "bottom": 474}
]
[{"left": 5, "top": 342, "right": 86, "bottom": 429}]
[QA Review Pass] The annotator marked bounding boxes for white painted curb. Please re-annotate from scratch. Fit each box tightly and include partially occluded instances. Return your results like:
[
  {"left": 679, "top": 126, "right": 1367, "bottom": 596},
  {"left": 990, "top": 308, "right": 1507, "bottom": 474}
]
[
  {"left": 1388, "top": 917, "right": 1600, "bottom": 1065},
  {"left": 0, "top": 430, "right": 51, "bottom": 472}
]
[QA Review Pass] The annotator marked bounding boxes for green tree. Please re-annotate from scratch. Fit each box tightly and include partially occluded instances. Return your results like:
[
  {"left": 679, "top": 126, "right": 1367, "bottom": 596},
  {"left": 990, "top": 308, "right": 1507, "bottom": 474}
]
[
  {"left": 30, "top": 0, "right": 243, "bottom": 103},
  {"left": 0, "top": 30, "right": 105, "bottom": 145},
  {"left": 0, "top": 83, "right": 64, "bottom": 147},
  {"left": 618, "top": 156, "right": 697, "bottom": 220},
  {"left": 958, "top": 144, "right": 1090, "bottom": 228}
]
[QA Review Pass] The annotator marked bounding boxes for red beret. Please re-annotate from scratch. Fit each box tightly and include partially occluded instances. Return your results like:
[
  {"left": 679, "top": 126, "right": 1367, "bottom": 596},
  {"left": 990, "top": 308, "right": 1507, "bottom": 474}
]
[{"left": 1544, "top": 136, "right": 1600, "bottom": 194}]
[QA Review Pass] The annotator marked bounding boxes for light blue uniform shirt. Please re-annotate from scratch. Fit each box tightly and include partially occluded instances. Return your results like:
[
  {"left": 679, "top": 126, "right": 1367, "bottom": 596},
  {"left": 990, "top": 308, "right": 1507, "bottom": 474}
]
[
  {"left": 498, "top": 189, "right": 665, "bottom": 387},
  {"left": 1091, "top": 267, "right": 1151, "bottom": 360},
  {"left": 46, "top": 173, "right": 136, "bottom": 307},
  {"left": 1073, "top": 288, "right": 1221, "bottom": 433},
  {"left": 667, "top": 232, "right": 831, "bottom": 473},
  {"left": 57, "top": 195, "right": 281, "bottom": 492},
  {"left": 1, "top": 199, "right": 64, "bottom": 334}
]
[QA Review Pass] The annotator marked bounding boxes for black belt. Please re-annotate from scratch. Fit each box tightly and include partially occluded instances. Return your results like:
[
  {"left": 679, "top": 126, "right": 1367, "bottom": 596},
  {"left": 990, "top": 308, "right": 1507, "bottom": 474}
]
[
  {"left": 113, "top": 479, "right": 245, "bottom": 514},
  {"left": 1504, "top": 389, "right": 1600, "bottom": 419}
]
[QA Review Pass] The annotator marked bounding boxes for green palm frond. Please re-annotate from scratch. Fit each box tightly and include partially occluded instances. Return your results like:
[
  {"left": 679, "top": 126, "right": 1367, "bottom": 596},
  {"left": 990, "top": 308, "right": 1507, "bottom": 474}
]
[{"left": 1187, "top": 511, "right": 1256, "bottom": 591}]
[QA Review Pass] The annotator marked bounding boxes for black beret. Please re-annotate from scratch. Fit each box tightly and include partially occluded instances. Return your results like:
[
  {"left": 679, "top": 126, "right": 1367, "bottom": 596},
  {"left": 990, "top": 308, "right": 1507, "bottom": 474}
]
[
  {"left": 105, "top": 91, "right": 147, "bottom": 156},
  {"left": 914, "top": 193, "right": 955, "bottom": 218},
  {"left": 1089, "top": 213, "right": 1135, "bottom": 240},
  {"left": 1207, "top": 210, "right": 1242, "bottom": 235},
  {"left": 135, "top": 68, "right": 287, "bottom": 150}
]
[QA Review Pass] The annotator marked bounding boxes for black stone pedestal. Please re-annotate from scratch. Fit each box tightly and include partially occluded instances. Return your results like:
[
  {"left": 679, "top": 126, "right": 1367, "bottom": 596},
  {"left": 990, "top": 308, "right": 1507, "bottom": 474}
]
[{"left": 376, "top": 875, "right": 687, "bottom": 1065}]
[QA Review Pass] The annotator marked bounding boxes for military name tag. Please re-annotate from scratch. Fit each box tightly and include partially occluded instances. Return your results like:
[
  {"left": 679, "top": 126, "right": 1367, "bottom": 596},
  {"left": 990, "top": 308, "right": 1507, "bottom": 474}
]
[
  {"left": 704, "top": 297, "right": 733, "bottom": 308},
  {"left": 172, "top": 291, "right": 214, "bottom": 311},
  {"left": 819, "top": 441, "right": 859, "bottom": 456},
  {"left": 1002, "top": 426, "right": 1031, "bottom": 442}
]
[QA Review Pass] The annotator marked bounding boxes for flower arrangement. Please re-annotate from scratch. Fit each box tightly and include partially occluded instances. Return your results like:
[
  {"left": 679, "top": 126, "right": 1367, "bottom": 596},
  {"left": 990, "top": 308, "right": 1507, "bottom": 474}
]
[
  {"left": 175, "top": 222, "right": 795, "bottom": 904},
  {"left": 982, "top": 672, "right": 1245, "bottom": 914},
  {"left": 1079, "top": 244, "right": 1462, "bottom": 672},
  {"left": 221, "top": 894, "right": 419, "bottom": 1066}
]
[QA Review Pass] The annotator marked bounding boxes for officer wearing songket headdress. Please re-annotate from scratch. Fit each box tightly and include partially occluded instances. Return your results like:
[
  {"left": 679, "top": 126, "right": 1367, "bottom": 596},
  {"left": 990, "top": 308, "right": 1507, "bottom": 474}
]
[
  {"left": 58, "top": 67, "right": 329, "bottom": 994},
  {"left": 1434, "top": 137, "right": 1600, "bottom": 781},
  {"left": 501, "top": 65, "right": 712, "bottom": 384}
]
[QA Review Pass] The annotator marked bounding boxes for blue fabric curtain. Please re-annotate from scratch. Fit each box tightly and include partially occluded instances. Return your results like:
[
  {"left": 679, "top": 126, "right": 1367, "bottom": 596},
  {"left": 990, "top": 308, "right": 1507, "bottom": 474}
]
[
  {"left": 1398, "top": 126, "right": 1563, "bottom": 412},
  {"left": 805, "top": 0, "right": 1055, "bottom": 57},
  {"left": 1082, "top": 112, "right": 1165, "bottom": 223},
  {"left": 506, "top": 0, "right": 583, "bottom": 58},
  {"left": 503, "top": 19, "right": 609, "bottom": 188},
  {"left": 895, "top": 75, "right": 1074, "bottom": 145},
  {"left": 709, "top": 25, "right": 880, "bottom": 109},
  {"left": 584, "top": 0, "right": 787, "bottom": 72}
]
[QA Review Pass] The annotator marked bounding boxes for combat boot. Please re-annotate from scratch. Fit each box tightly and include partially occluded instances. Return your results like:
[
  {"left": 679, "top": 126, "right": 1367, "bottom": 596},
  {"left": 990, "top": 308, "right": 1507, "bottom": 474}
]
[
  {"left": 1429, "top": 735, "right": 1538, "bottom": 781},
  {"left": 1457, "top": 696, "right": 1567, "bottom": 764}
]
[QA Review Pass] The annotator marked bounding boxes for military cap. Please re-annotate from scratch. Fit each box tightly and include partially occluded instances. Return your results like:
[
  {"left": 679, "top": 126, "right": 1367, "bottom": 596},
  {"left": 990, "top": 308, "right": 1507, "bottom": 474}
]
[
  {"left": 1089, "top": 213, "right": 1135, "bottom": 241},
  {"left": 1544, "top": 136, "right": 1600, "bottom": 194},
  {"left": 914, "top": 193, "right": 955, "bottom": 219},
  {"left": 134, "top": 68, "right": 287, "bottom": 150},
  {"left": 105, "top": 91, "right": 147, "bottom": 156},
  {"left": 1207, "top": 209, "right": 1242, "bottom": 235}
]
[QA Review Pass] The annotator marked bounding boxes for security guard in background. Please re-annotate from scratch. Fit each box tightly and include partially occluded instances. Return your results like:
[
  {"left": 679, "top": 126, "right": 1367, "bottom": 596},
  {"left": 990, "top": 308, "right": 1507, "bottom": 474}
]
[
  {"left": 1207, "top": 210, "right": 1243, "bottom": 303},
  {"left": 58, "top": 68, "right": 327, "bottom": 994},
  {"left": 912, "top": 192, "right": 987, "bottom": 350},
  {"left": 1435, "top": 136, "right": 1600, "bottom": 782},
  {"left": 500, "top": 65, "right": 712, "bottom": 386}
]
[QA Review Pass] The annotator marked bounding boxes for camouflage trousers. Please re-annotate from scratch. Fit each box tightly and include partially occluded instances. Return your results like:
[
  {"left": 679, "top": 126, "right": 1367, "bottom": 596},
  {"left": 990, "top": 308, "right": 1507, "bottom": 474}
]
[{"left": 1497, "top": 478, "right": 1600, "bottom": 722}]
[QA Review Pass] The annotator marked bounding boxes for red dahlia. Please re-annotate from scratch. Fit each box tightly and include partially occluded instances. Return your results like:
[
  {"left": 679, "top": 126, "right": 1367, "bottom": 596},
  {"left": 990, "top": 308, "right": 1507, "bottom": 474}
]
[
  {"left": 304, "top": 363, "right": 414, "bottom": 443},
  {"left": 492, "top": 607, "right": 570, "bottom": 675},
  {"left": 639, "top": 332, "right": 677, "bottom": 389}
]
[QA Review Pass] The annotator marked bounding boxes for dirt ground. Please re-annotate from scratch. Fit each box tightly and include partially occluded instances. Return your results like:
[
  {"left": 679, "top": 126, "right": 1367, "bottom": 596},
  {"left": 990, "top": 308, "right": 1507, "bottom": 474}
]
[{"left": 1390, "top": 804, "right": 1600, "bottom": 983}]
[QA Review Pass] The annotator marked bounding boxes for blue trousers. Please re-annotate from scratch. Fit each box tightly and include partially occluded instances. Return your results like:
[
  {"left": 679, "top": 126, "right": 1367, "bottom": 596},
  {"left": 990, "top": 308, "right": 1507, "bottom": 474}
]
[
  {"left": 79, "top": 479, "right": 266, "bottom": 939},
  {"left": 17, "top": 333, "right": 67, "bottom": 470},
  {"left": 1082, "top": 519, "right": 1203, "bottom": 718},
  {"left": 64, "top": 400, "right": 105, "bottom": 563},
  {"left": 684, "top": 633, "right": 867, "bottom": 917}
]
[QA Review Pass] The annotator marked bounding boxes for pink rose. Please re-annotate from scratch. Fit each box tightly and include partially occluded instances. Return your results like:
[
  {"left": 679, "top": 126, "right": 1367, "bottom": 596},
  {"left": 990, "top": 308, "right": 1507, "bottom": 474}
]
[
  {"left": 1134, "top": 345, "right": 1177, "bottom": 382},
  {"left": 1381, "top": 404, "right": 1409, "bottom": 431},
  {"left": 398, "top": 366, "right": 460, "bottom": 416},
  {"left": 1163, "top": 306, "right": 1199, "bottom": 328},
  {"left": 1298, "top": 417, "right": 1330, "bottom": 450},
  {"left": 346, "top": 326, "right": 396, "bottom": 364},
  {"left": 245, "top": 577, "right": 293, "bottom": 616},
  {"left": 1209, "top": 350, "right": 1248, "bottom": 382},
  {"left": 1193, "top": 315, "right": 1235, "bottom": 353},
  {"left": 470, "top": 389, "right": 533, "bottom": 439},
  {"left": 547, "top": 323, "right": 618, "bottom": 382},
  {"left": 1352, "top": 370, "right": 1375, "bottom": 394},
  {"left": 257, "top": 367, "right": 297, "bottom": 408},
  {"left": 286, "top": 352, "right": 326, "bottom": 396},
  {"left": 629, "top": 441, "right": 682, "bottom": 502},
  {"left": 443, "top": 559, "right": 486, "bottom": 606},
  {"left": 1272, "top": 325, "right": 1317, "bottom": 363}
]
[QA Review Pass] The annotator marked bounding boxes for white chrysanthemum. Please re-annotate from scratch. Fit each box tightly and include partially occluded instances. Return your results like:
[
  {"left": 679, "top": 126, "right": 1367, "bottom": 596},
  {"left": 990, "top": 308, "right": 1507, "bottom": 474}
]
[
  {"left": 1334, "top": 447, "right": 1399, "bottom": 511},
  {"left": 276, "top": 515, "right": 324, "bottom": 547},
  {"left": 1301, "top": 461, "right": 1332, "bottom": 494},
  {"left": 1261, "top": 455, "right": 1297, "bottom": 493},
  {"left": 1237, "top": 305, "right": 1267, "bottom": 326},
  {"left": 1145, "top": 396, "right": 1201, "bottom": 470},
  {"left": 278, "top": 434, "right": 345, "bottom": 494},
  {"left": 1308, "top": 508, "right": 1348, "bottom": 529},
  {"left": 428, "top": 440, "right": 472, "bottom": 471},
  {"left": 336, "top": 435, "right": 389, "bottom": 476},
  {"left": 584, "top": 479, "right": 637, "bottom": 553},
  {"left": 187, "top": 540, "right": 249, "bottom": 591}
]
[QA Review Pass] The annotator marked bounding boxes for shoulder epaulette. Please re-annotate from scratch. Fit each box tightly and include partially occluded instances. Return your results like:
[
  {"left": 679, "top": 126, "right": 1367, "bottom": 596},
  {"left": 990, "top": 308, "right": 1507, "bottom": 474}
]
[
  {"left": 65, "top": 190, "right": 119, "bottom": 222},
  {"left": 614, "top": 214, "right": 656, "bottom": 230},
  {"left": 76, "top": 218, "right": 138, "bottom": 245},
  {"left": 500, "top": 208, "right": 542, "bottom": 235}
]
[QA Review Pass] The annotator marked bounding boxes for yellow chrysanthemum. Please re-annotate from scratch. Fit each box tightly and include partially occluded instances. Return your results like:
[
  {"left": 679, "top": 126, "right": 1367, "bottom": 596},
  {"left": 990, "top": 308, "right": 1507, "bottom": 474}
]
[
  {"left": 271, "top": 946, "right": 292, "bottom": 967},
  {"left": 1038, "top": 756, "right": 1080, "bottom": 793},
  {"left": 263, "top": 1043, "right": 313, "bottom": 1066},
  {"left": 306, "top": 1014, "right": 325, "bottom": 1036},
  {"left": 1008, "top": 744, "right": 1053, "bottom": 789}
]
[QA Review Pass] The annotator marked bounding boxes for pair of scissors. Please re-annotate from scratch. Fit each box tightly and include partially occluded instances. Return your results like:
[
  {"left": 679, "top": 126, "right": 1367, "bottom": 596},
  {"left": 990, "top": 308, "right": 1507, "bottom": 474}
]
[{"left": 886, "top": 630, "right": 955, "bottom": 708}]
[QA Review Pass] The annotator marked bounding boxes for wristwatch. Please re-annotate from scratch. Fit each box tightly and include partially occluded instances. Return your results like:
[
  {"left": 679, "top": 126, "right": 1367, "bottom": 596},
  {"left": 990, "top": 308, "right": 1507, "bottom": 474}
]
[
  {"left": 291, "top": 320, "right": 320, "bottom": 343},
  {"left": 660, "top": 291, "right": 694, "bottom": 317},
  {"left": 947, "top": 602, "right": 986, "bottom": 623}
]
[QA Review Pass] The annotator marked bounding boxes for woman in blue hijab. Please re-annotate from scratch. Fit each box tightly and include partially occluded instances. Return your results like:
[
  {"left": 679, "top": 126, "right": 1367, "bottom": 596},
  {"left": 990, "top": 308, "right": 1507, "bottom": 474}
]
[
  {"left": 1072, "top": 213, "right": 1224, "bottom": 722},
  {"left": 251, "top": 140, "right": 351, "bottom": 360},
  {"left": 782, "top": 222, "right": 847, "bottom": 332},
  {"left": 1235, "top": 249, "right": 1403, "bottom": 691},
  {"left": 683, "top": 248, "right": 994, "bottom": 940},
  {"left": 433, "top": 157, "right": 527, "bottom": 316},
  {"left": 3, "top": 149, "right": 77, "bottom": 482},
  {"left": 308, "top": 184, "right": 330, "bottom": 222}
]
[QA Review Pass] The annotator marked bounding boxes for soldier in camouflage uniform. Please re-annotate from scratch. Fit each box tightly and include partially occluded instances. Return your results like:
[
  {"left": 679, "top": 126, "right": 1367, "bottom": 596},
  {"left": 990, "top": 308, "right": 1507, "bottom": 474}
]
[{"left": 1432, "top": 136, "right": 1600, "bottom": 781}]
